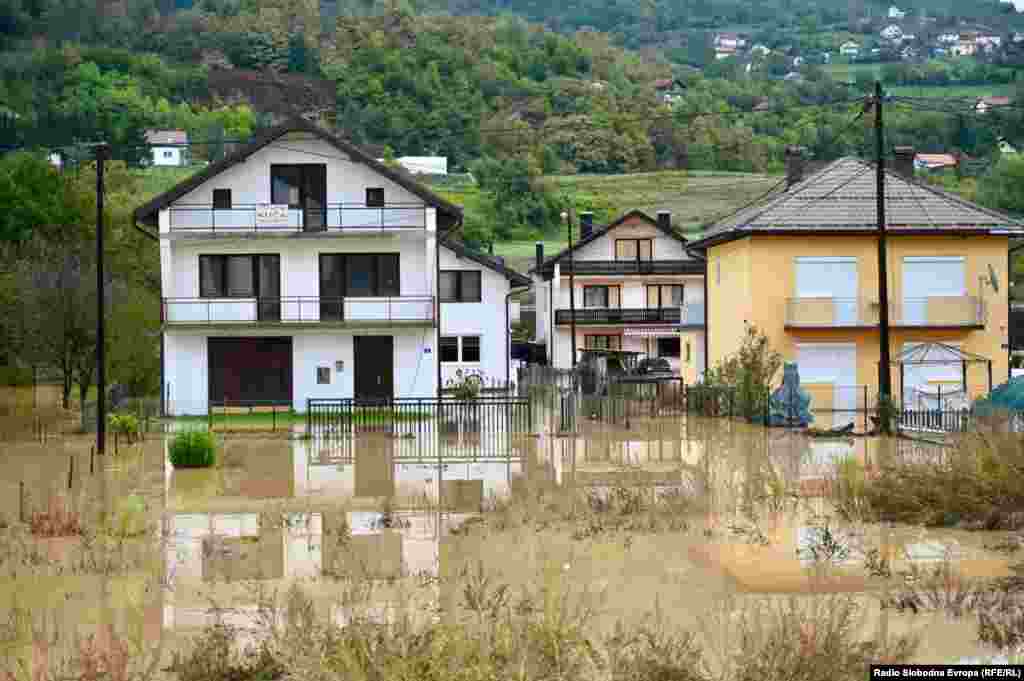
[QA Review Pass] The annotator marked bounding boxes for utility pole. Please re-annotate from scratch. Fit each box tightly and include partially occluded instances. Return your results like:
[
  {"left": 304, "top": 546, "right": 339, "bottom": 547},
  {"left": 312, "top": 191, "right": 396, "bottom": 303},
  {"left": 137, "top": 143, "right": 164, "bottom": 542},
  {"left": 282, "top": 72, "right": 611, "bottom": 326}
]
[
  {"left": 562, "top": 209, "right": 578, "bottom": 368},
  {"left": 874, "top": 81, "right": 893, "bottom": 433},
  {"left": 96, "top": 144, "right": 108, "bottom": 455}
]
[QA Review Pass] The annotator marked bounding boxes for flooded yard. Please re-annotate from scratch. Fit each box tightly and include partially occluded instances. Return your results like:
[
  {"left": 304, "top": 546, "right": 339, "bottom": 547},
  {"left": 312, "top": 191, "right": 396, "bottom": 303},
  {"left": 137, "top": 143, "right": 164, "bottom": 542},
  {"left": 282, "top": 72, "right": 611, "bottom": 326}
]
[{"left": 2, "top": 406, "right": 1023, "bottom": 678}]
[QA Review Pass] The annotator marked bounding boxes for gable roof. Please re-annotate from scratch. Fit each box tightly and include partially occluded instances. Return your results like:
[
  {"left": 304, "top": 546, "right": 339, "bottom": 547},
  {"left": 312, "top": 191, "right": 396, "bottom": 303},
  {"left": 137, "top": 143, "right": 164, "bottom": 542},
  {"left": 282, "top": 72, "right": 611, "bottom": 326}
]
[
  {"left": 133, "top": 117, "right": 462, "bottom": 228},
  {"left": 441, "top": 238, "right": 531, "bottom": 287},
  {"left": 145, "top": 129, "right": 188, "bottom": 145},
  {"left": 530, "top": 209, "right": 700, "bottom": 274},
  {"left": 689, "top": 156, "right": 1024, "bottom": 250}
]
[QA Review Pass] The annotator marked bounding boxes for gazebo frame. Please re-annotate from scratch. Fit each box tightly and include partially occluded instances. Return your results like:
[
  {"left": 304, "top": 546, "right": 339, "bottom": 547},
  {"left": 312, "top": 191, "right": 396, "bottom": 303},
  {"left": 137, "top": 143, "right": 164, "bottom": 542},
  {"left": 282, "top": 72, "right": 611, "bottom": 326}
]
[{"left": 887, "top": 341, "right": 992, "bottom": 408}]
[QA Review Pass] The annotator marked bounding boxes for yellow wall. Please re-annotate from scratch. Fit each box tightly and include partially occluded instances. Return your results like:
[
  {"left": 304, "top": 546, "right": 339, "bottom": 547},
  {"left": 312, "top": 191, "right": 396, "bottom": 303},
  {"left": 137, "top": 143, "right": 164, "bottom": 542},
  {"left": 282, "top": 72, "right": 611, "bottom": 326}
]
[
  {"left": 706, "top": 237, "right": 753, "bottom": 365},
  {"left": 707, "top": 233, "right": 1010, "bottom": 399}
]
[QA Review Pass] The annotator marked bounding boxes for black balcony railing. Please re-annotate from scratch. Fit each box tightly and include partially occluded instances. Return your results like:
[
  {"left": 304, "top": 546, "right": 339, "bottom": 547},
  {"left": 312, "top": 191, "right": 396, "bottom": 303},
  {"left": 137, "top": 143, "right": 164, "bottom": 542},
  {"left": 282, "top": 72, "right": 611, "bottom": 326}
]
[
  {"left": 554, "top": 307, "right": 683, "bottom": 325},
  {"left": 553, "top": 260, "right": 704, "bottom": 276},
  {"left": 166, "top": 203, "right": 429, "bottom": 232},
  {"left": 162, "top": 296, "right": 435, "bottom": 325}
]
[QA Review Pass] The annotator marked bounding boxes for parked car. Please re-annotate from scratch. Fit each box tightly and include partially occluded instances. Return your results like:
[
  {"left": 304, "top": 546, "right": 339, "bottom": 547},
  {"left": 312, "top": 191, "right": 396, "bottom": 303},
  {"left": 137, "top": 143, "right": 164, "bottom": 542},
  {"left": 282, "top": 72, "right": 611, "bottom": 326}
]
[{"left": 637, "top": 357, "right": 673, "bottom": 376}]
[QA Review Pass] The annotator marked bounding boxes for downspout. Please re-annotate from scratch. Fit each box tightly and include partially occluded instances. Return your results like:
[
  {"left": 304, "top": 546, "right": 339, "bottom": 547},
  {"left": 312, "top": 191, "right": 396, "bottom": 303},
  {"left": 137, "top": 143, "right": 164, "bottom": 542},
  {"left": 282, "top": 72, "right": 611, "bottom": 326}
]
[
  {"left": 687, "top": 246, "right": 709, "bottom": 382},
  {"left": 549, "top": 279, "right": 554, "bottom": 367},
  {"left": 506, "top": 284, "right": 532, "bottom": 390},
  {"left": 133, "top": 220, "right": 163, "bottom": 413}
]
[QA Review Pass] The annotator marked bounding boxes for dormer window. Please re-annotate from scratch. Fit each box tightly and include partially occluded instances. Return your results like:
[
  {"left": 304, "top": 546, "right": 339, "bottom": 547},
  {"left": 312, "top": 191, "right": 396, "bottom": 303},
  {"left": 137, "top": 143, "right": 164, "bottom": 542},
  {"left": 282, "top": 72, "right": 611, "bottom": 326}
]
[
  {"left": 615, "top": 239, "right": 653, "bottom": 261},
  {"left": 366, "top": 187, "right": 385, "bottom": 208}
]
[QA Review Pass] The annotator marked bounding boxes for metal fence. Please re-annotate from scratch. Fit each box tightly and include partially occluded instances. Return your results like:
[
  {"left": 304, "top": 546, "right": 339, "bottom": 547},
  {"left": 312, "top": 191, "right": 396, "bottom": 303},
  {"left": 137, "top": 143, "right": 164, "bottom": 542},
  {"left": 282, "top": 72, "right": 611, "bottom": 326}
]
[{"left": 306, "top": 397, "right": 532, "bottom": 437}]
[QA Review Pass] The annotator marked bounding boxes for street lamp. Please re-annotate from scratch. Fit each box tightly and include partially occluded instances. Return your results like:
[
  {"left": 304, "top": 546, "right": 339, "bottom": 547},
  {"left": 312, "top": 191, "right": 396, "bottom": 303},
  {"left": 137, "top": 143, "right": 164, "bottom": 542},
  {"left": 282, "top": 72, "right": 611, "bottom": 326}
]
[{"left": 561, "top": 210, "right": 578, "bottom": 367}]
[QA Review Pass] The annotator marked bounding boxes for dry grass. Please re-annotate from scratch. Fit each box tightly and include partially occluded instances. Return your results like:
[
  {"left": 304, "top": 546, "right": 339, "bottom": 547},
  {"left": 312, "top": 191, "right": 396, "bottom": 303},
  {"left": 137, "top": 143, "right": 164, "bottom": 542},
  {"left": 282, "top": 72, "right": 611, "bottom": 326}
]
[{"left": 28, "top": 496, "right": 83, "bottom": 539}]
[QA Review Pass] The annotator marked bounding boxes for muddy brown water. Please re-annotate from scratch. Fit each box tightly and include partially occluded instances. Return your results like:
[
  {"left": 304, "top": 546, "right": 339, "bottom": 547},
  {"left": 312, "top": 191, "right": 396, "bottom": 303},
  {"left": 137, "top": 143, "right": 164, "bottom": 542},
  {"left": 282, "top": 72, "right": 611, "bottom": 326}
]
[{"left": 0, "top": 414, "right": 1019, "bottom": 674}]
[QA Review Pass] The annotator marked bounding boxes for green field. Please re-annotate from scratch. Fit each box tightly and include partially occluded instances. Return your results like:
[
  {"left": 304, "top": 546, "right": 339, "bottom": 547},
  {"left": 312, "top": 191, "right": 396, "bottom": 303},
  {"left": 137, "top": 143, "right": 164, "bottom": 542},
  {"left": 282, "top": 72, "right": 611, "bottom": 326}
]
[{"left": 887, "top": 84, "right": 1015, "bottom": 98}]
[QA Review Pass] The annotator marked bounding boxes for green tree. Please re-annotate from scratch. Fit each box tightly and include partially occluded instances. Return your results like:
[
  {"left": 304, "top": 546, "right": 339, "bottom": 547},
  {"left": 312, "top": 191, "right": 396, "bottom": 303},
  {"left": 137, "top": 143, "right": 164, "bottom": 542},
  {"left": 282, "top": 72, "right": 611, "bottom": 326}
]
[{"left": 978, "top": 157, "right": 1024, "bottom": 217}]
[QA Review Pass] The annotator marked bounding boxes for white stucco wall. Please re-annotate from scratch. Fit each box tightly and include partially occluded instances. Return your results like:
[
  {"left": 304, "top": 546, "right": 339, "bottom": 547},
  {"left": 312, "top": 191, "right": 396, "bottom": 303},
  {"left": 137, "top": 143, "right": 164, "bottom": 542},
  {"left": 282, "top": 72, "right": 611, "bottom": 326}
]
[
  {"left": 164, "top": 328, "right": 437, "bottom": 415},
  {"left": 152, "top": 147, "right": 184, "bottom": 167},
  {"left": 438, "top": 247, "right": 513, "bottom": 387},
  {"left": 171, "top": 132, "right": 423, "bottom": 208}
]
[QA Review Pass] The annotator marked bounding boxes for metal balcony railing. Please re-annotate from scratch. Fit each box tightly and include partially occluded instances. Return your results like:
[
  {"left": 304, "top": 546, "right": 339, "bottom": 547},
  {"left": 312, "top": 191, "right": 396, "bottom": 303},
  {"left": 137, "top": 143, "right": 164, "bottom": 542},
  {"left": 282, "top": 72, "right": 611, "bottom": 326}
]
[
  {"left": 166, "top": 204, "right": 428, "bottom": 232},
  {"left": 785, "top": 296, "right": 985, "bottom": 328},
  {"left": 162, "top": 296, "right": 435, "bottom": 325},
  {"left": 554, "top": 260, "right": 704, "bottom": 275},
  {"left": 555, "top": 307, "right": 687, "bottom": 325}
]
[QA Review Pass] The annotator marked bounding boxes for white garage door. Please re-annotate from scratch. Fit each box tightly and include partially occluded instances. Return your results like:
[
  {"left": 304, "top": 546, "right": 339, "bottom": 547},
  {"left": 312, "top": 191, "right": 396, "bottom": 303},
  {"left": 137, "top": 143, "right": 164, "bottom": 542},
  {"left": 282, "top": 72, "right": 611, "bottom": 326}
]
[
  {"left": 797, "top": 343, "right": 858, "bottom": 427},
  {"left": 795, "top": 257, "right": 858, "bottom": 325},
  {"left": 902, "top": 257, "right": 965, "bottom": 325}
]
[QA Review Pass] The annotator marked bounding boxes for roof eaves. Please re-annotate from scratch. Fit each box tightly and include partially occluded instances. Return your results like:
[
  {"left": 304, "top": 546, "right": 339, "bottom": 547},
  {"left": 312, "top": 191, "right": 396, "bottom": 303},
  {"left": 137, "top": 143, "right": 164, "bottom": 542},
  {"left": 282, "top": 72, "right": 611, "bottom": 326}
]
[{"left": 441, "top": 238, "right": 531, "bottom": 286}]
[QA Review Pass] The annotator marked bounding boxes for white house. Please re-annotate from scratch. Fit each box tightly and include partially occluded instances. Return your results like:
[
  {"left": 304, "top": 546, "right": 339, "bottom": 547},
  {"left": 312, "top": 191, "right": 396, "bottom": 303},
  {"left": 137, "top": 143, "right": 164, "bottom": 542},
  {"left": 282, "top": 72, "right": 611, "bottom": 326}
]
[
  {"left": 880, "top": 24, "right": 904, "bottom": 41},
  {"left": 145, "top": 130, "right": 190, "bottom": 167},
  {"left": 530, "top": 210, "right": 707, "bottom": 383},
  {"left": 378, "top": 156, "right": 449, "bottom": 176},
  {"left": 133, "top": 118, "right": 529, "bottom": 415},
  {"left": 839, "top": 41, "right": 860, "bottom": 57},
  {"left": 938, "top": 33, "right": 960, "bottom": 44},
  {"left": 976, "top": 35, "right": 1002, "bottom": 51},
  {"left": 888, "top": 6, "right": 906, "bottom": 19}
]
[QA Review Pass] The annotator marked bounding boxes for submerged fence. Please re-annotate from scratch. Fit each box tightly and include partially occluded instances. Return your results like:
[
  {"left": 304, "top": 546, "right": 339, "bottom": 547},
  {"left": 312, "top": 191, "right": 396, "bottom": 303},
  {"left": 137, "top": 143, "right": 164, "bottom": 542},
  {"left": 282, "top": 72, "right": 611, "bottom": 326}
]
[{"left": 306, "top": 397, "right": 533, "bottom": 437}]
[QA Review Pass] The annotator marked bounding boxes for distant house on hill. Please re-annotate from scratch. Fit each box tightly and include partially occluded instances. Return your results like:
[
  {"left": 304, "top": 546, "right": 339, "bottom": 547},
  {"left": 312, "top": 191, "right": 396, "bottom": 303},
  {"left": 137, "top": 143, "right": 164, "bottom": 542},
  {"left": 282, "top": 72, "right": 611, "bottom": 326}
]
[
  {"left": 976, "top": 35, "right": 1002, "bottom": 52},
  {"left": 881, "top": 24, "right": 903, "bottom": 40},
  {"left": 975, "top": 96, "right": 1011, "bottom": 114},
  {"left": 144, "top": 130, "right": 189, "bottom": 167},
  {"left": 653, "top": 78, "right": 686, "bottom": 103},
  {"left": 840, "top": 40, "right": 861, "bottom": 57},
  {"left": 889, "top": 5, "right": 906, "bottom": 18},
  {"left": 914, "top": 153, "right": 958, "bottom": 172},
  {"left": 999, "top": 138, "right": 1019, "bottom": 155}
]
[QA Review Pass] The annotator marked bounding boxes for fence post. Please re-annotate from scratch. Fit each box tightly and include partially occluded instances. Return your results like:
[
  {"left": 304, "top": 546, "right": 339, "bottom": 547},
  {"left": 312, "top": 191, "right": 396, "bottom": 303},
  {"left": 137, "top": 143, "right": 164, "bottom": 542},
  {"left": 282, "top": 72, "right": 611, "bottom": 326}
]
[
  {"left": 19, "top": 481, "right": 24, "bottom": 523},
  {"left": 68, "top": 454, "right": 73, "bottom": 491}
]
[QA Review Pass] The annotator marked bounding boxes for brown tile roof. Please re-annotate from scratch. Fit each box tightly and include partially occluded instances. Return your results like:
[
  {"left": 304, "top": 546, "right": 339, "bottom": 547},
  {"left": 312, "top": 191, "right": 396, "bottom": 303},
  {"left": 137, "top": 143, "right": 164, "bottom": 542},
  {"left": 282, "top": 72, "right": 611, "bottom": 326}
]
[
  {"left": 144, "top": 129, "right": 188, "bottom": 145},
  {"left": 689, "top": 157, "right": 1024, "bottom": 248}
]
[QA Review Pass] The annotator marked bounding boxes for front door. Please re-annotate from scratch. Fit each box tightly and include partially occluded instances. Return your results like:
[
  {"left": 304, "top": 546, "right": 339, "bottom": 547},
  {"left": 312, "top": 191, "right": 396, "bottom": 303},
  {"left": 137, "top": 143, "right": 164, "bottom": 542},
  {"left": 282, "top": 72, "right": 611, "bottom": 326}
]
[{"left": 354, "top": 336, "right": 394, "bottom": 401}]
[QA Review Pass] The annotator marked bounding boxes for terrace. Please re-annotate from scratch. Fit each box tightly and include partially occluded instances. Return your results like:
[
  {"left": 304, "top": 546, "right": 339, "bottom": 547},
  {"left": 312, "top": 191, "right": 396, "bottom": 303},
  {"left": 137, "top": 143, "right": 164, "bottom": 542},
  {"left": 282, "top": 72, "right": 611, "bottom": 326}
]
[
  {"left": 164, "top": 203, "right": 429, "bottom": 234},
  {"left": 161, "top": 296, "right": 436, "bottom": 327},
  {"left": 784, "top": 297, "right": 985, "bottom": 329}
]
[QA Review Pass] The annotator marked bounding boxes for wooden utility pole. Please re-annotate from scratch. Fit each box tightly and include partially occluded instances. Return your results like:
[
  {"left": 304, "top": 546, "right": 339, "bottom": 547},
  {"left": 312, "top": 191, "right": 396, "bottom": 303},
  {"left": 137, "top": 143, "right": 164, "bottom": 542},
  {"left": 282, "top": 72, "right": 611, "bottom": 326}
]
[
  {"left": 96, "top": 144, "right": 108, "bottom": 454},
  {"left": 874, "top": 81, "right": 893, "bottom": 432}
]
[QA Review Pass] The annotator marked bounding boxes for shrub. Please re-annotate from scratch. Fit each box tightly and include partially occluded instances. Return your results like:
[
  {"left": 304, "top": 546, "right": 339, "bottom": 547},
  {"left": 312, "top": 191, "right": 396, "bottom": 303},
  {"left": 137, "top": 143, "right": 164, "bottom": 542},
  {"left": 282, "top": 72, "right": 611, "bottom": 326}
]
[
  {"left": 703, "top": 324, "right": 782, "bottom": 423},
  {"left": 107, "top": 413, "right": 140, "bottom": 442},
  {"left": 446, "top": 369, "right": 485, "bottom": 401},
  {"left": 169, "top": 430, "right": 217, "bottom": 468}
]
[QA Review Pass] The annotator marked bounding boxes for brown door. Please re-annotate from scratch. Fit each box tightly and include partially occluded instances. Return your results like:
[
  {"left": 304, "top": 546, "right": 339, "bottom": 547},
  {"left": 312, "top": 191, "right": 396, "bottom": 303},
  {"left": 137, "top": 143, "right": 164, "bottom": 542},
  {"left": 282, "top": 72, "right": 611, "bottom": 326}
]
[
  {"left": 354, "top": 336, "right": 394, "bottom": 401},
  {"left": 208, "top": 337, "right": 292, "bottom": 407}
]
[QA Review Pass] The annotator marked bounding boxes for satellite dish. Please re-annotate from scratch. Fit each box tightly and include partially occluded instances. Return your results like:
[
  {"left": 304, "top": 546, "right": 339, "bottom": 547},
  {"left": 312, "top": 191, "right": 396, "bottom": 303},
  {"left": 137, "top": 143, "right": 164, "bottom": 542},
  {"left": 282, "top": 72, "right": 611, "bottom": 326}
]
[{"left": 989, "top": 263, "right": 1001, "bottom": 293}]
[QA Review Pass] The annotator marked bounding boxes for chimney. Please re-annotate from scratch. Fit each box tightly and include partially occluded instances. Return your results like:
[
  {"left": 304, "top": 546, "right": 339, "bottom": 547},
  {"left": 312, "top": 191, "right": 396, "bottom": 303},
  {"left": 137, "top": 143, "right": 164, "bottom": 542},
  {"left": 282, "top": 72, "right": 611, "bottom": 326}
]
[
  {"left": 579, "top": 212, "right": 594, "bottom": 240},
  {"left": 657, "top": 211, "right": 672, "bottom": 231},
  {"left": 488, "top": 242, "right": 495, "bottom": 255},
  {"left": 785, "top": 146, "right": 806, "bottom": 190},
  {"left": 493, "top": 256, "right": 505, "bottom": 267},
  {"left": 893, "top": 146, "right": 916, "bottom": 179},
  {"left": 535, "top": 242, "right": 544, "bottom": 271}
]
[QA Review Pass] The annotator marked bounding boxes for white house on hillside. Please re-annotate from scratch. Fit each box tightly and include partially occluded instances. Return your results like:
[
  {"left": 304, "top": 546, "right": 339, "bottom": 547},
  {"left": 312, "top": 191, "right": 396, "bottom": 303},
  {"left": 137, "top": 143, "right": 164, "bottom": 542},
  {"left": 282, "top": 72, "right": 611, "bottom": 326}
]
[
  {"left": 530, "top": 210, "right": 707, "bottom": 383},
  {"left": 840, "top": 41, "right": 860, "bottom": 57},
  {"left": 888, "top": 6, "right": 906, "bottom": 18},
  {"left": 378, "top": 157, "right": 449, "bottom": 176},
  {"left": 145, "top": 129, "right": 190, "bottom": 167},
  {"left": 133, "top": 118, "right": 529, "bottom": 415},
  {"left": 880, "top": 24, "right": 904, "bottom": 40}
]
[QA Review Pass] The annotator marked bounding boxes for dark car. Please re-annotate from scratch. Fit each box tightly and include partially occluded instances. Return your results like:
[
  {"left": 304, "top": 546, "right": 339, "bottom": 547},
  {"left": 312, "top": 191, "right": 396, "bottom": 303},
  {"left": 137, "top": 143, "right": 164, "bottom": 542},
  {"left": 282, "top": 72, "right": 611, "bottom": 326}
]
[{"left": 637, "top": 358, "right": 672, "bottom": 375}]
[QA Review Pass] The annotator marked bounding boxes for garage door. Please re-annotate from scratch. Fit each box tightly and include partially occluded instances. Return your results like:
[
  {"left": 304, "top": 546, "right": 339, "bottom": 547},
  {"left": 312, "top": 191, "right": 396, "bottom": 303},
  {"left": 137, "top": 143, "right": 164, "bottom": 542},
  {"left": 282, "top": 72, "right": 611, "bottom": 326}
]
[
  {"left": 902, "top": 257, "right": 965, "bottom": 325},
  {"left": 797, "top": 343, "right": 857, "bottom": 427},
  {"left": 795, "top": 257, "right": 858, "bottom": 325},
  {"left": 208, "top": 337, "right": 293, "bottom": 407}
]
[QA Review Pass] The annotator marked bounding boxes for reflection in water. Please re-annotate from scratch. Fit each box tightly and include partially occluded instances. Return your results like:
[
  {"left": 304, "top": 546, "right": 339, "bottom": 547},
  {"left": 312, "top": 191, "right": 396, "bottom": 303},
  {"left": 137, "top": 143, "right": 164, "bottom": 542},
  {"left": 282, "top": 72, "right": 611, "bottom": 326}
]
[{"left": 2, "top": 416, "right": 1018, "bottom": 673}]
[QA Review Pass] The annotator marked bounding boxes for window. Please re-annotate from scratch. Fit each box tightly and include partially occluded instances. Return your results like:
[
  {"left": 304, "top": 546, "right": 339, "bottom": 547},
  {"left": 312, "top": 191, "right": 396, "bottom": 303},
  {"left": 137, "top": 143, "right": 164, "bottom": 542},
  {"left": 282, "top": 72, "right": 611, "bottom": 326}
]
[
  {"left": 317, "top": 367, "right": 331, "bottom": 385},
  {"left": 439, "top": 271, "right": 482, "bottom": 302},
  {"left": 462, "top": 337, "right": 481, "bottom": 362},
  {"left": 657, "top": 337, "right": 681, "bottom": 358},
  {"left": 585, "top": 335, "right": 621, "bottom": 350},
  {"left": 646, "top": 285, "right": 683, "bottom": 308},
  {"left": 366, "top": 187, "right": 385, "bottom": 207},
  {"left": 163, "top": 150, "right": 173, "bottom": 158},
  {"left": 271, "top": 164, "right": 326, "bottom": 230},
  {"left": 213, "top": 189, "right": 232, "bottom": 210},
  {"left": 319, "top": 254, "right": 401, "bottom": 300},
  {"left": 440, "top": 336, "right": 459, "bottom": 362},
  {"left": 615, "top": 239, "right": 653, "bottom": 262},
  {"left": 199, "top": 255, "right": 280, "bottom": 300},
  {"left": 440, "top": 336, "right": 482, "bottom": 362},
  {"left": 584, "top": 285, "right": 621, "bottom": 308}
]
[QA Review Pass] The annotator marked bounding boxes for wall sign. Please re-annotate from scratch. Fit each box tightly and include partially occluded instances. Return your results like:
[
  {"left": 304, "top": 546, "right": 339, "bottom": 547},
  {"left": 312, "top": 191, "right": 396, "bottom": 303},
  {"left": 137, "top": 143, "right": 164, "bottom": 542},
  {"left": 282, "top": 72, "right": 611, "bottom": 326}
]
[{"left": 255, "top": 204, "right": 289, "bottom": 226}]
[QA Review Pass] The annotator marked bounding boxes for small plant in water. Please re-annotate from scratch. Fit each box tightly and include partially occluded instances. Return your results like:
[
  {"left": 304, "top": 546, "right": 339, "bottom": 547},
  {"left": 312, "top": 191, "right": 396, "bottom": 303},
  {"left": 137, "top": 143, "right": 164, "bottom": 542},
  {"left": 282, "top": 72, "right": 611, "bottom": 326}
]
[
  {"left": 107, "top": 413, "right": 140, "bottom": 443},
  {"left": 169, "top": 430, "right": 217, "bottom": 468},
  {"left": 798, "top": 520, "right": 851, "bottom": 565},
  {"left": 863, "top": 548, "right": 892, "bottom": 579}
]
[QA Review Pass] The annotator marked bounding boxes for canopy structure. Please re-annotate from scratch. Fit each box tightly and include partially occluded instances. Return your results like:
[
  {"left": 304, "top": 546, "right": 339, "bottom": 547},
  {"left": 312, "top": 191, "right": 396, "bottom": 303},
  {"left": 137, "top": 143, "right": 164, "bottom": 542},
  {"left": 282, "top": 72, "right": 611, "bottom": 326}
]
[
  {"left": 623, "top": 326, "right": 682, "bottom": 338},
  {"left": 888, "top": 341, "right": 992, "bottom": 406}
]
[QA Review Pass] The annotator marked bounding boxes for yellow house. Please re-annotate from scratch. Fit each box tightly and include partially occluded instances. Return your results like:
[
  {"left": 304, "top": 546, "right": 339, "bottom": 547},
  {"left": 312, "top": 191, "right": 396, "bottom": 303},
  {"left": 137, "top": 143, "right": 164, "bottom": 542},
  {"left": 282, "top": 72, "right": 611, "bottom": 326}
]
[{"left": 688, "top": 152, "right": 1023, "bottom": 424}]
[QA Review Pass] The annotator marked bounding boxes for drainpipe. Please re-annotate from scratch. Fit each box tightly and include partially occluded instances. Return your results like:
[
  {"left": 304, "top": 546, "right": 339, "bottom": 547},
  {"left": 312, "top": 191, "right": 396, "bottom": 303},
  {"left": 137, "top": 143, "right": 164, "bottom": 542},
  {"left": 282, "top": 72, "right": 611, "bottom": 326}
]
[
  {"left": 686, "top": 246, "right": 709, "bottom": 382},
  {"left": 506, "top": 285, "right": 531, "bottom": 391}
]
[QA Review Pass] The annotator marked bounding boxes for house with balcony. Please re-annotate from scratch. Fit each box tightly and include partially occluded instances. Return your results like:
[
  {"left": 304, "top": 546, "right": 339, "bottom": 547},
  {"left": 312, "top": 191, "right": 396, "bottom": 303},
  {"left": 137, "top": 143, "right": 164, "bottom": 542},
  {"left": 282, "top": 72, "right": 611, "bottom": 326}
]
[
  {"left": 144, "top": 129, "right": 190, "bottom": 167},
  {"left": 133, "top": 118, "right": 528, "bottom": 415},
  {"left": 530, "top": 210, "right": 707, "bottom": 382},
  {"left": 688, "top": 146, "right": 1022, "bottom": 426}
]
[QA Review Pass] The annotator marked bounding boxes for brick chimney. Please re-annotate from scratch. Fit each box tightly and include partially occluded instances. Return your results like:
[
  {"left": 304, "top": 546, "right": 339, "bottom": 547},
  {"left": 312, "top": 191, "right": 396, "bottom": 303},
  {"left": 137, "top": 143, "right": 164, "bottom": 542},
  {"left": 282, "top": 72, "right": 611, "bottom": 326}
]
[
  {"left": 893, "top": 146, "right": 916, "bottom": 179},
  {"left": 579, "top": 212, "right": 594, "bottom": 240},
  {"left": 785, "top": 146, "right": 806, "bottom": 190},
  {"left": 657, "top": 211, "right": 672, "bottom": 231}
]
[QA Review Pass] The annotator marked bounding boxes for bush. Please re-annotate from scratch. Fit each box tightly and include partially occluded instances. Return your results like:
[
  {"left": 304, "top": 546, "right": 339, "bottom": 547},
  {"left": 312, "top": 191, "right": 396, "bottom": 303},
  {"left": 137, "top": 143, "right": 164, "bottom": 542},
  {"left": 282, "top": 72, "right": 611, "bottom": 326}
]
[
  {"left": 107, "top": 413, "right": 140, "bottom": 441},
  {"left": 0, "top": 366, "right": 34, "bottom": 386},
  {"left": 703, "top": 324, "right": 782, "bottom": 422},
  {"left": 169, "top": 430, "right": 217, "bottom": 468}
]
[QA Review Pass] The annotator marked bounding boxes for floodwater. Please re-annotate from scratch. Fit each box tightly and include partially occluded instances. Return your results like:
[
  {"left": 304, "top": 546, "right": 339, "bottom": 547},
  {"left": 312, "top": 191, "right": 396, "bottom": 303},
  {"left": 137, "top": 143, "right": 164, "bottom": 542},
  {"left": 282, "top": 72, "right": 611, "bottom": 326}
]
[{"left": 0, "top": 409, "right": 1020, "bottom": 675}]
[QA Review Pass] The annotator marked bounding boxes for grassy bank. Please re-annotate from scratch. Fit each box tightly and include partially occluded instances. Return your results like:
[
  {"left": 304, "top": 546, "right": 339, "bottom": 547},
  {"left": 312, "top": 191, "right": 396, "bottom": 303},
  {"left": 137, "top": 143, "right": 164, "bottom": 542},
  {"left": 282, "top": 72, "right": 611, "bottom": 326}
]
[{"left": 173, "top": 407, "right": 432, "bottom": 431}]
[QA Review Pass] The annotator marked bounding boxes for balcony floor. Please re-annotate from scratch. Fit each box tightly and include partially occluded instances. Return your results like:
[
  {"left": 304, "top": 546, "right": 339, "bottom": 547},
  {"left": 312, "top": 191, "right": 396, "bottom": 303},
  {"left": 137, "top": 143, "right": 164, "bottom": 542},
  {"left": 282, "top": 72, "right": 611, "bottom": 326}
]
[{"left": 162, "top": 319, "right": 436, "bottom": 330}]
